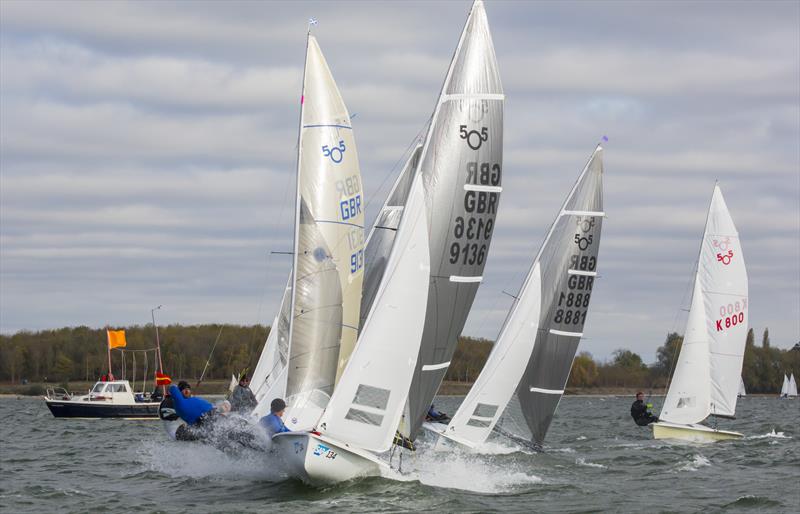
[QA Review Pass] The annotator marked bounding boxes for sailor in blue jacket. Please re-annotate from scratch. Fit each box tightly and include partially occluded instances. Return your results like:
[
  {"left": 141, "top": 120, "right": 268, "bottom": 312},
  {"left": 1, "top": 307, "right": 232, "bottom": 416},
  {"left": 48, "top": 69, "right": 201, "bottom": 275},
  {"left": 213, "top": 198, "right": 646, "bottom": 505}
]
[
  {"left": 169, "top": 381, "right": 214, "bottom": 425},
  {"left": 259, "top": 398, "right": 291, "bottom": 437}
]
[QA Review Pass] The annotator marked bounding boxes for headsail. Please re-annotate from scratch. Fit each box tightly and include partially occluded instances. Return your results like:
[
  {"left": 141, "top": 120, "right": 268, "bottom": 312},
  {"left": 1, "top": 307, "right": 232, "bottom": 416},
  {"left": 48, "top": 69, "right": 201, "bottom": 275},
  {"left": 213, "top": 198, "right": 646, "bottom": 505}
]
[
  {"left": 445, "top": 144, "right": 604, "bottom": 448},
  {"left": 317, "top": 173, "right": 430, "bottom": 452},
  {"left": 738, "top": 376, "right": 746, "bottom": 397},
  {"left": 703, "top": 186, "right": 748, "bottom": 417},
  {"left": 660, "top": 275, "right": 712, "bottom": 425},
  {"left": 284, "top": 35, "right": 365, "bottom": 426},
  {"left": 359, "top": 144, "right": 424, "bottom": 330},
  {"left": 515, "top": 146, "right": 604, "bottom": 445},
  {"left": 406, "top": 0, "right": 504, "bottom": 439}
]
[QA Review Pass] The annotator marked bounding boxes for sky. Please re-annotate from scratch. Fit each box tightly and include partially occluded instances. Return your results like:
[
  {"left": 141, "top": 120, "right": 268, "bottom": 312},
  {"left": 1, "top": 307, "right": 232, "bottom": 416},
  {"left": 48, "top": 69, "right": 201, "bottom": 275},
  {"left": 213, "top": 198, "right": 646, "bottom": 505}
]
[{"left": 1, "top": 0, "right": 798, "bottom": 362}]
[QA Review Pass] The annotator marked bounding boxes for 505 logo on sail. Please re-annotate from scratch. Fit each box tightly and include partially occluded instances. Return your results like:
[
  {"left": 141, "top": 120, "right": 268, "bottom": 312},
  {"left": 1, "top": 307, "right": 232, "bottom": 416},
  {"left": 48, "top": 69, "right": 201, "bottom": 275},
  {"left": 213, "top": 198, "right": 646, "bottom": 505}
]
[{"left": 322, "top": 140, "right": 346, "bottom": 163}]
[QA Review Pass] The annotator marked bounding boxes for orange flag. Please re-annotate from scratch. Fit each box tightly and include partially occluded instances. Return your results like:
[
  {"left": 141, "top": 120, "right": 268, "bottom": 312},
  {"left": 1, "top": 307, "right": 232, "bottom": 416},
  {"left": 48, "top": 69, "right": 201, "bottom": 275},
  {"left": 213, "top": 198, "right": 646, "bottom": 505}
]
[
  {"left": 155, "top": 371, "right": 171, "bottom": 386},
  {"left": 107, "top": 329, "right": 127, "bottom": 349}
]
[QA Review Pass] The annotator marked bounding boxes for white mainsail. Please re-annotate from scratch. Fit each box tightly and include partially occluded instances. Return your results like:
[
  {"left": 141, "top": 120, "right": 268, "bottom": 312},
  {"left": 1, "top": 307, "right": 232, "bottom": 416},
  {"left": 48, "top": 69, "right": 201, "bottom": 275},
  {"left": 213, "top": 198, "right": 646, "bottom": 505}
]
[
  {"left": 317, "top": 173, "right": 430, "bottom": 452},
  {"left": 278, "top": 34, "right": 365, "bottom": 428},
  {"left": 660, "top": 185, "right": 748, "bottom": 425},
  {"left": 704, "top": 187, "right": 748, "bottom": 417},
  {"left": 788, "top": 374, "right": 798, "bottom": 397},
  {"left": 780, "top": 374, "right": 789, "bottom": 396},
  {"left": 442, "top": 144, "right": 604, "bottom": 448}
]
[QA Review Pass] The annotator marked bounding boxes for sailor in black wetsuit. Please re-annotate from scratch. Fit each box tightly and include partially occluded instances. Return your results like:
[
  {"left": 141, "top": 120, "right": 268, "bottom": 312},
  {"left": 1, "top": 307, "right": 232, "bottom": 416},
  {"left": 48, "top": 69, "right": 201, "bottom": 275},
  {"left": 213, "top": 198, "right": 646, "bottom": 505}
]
[{"left": 631, "top": 391, "right": 659, "bottom": 426}]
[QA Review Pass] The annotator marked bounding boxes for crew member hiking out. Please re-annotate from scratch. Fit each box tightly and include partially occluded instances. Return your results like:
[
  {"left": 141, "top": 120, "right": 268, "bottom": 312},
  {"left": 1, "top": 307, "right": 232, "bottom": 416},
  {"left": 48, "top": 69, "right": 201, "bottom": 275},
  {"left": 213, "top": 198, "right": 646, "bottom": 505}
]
[
  {"left": 631, "top": 391, "right": 659, "bottom": 426},
  {"left": 169, "top": 381, "right": 214, "bottom": 426},
  {"left": 260, "top": 398, "right": 291, "bottom": 438}
]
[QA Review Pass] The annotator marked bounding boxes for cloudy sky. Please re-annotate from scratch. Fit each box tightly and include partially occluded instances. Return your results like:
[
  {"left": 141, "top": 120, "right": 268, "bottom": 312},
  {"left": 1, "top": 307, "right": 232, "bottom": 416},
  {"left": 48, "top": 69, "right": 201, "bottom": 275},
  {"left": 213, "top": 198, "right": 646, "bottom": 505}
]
[{"left": 1, "top": 0, "right": 798, "bottom": 362}]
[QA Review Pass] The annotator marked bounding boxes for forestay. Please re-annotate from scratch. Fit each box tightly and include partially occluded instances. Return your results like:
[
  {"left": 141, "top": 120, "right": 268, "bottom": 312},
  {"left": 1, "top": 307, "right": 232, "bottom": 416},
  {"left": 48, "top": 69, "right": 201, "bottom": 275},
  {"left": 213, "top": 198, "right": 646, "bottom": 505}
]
[
  {"left": 359, "top": 144, "right": 423, "bottom": 330},
  {"left": 406, "top": 0, "right": 504, "bottom": 439},
  {"left": 516, "top": 146, "right": 604, "bottom": 446},
  {"left": 703, "top": 186, "right": 748, "bottom": 417},
  {"left": 284, "top": 35, "right": 364, "bottom": 424},
  {"left": 317, "top": 174, "right": 430, "bottom": 452}
]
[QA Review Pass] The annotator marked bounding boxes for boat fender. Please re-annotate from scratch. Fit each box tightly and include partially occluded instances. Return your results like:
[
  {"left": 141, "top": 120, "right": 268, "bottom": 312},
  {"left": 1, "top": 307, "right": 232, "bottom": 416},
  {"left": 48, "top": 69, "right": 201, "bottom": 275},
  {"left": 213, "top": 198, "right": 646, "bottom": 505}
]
[{"left": 159, "top": 396, "right": 179, "bottom": 421}]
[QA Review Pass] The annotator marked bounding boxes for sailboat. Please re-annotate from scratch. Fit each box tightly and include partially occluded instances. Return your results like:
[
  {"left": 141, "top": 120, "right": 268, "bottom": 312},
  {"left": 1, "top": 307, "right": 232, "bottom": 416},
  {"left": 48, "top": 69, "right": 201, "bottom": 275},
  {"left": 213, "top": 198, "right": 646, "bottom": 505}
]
[
  {"left": 738, "top": 376, "right": 746, "bottom": 398},
  {"left": 391, "top": 0, "right": 504, "bottom": 442},
  {"left": 254, "top": 28, "right": 430, "bottom": 485},
  {"left": 652, "top": 185, "right": 748, "bottom": 442},
  {"left": 425, "top": 144, "right": 604, "bottom": 449},
  {"left": 781, "top": 373, "right": 798, "bottom": 398}
]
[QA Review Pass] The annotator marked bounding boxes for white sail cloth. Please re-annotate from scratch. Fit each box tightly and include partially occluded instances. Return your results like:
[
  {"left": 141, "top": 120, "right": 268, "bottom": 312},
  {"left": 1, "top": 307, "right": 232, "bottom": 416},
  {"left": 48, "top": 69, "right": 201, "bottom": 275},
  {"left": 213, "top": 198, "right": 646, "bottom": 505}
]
[
  {"left": 661, "top": 185, "right": 748, "bottom": 424},
  {"left": 318, "top": 173, "right": 430, "bottom": 452}
]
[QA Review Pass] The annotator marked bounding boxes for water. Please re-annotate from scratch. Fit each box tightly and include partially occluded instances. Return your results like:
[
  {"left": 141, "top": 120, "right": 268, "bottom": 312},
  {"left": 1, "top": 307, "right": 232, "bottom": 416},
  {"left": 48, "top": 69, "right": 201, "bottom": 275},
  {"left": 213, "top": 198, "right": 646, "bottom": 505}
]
[{"left": 1, "top": 395, "right": 798, "bottom": 513}]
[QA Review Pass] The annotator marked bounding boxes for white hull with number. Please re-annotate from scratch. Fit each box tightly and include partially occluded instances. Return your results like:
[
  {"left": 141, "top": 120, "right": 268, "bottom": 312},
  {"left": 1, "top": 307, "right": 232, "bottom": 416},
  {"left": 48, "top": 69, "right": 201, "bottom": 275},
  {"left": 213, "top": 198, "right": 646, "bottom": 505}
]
[
  {"left": 272, "top": 432, "right": 387, "bottom": 486},
  {"left": 652, "top": 421, "right": 743, "bottom": 442}
]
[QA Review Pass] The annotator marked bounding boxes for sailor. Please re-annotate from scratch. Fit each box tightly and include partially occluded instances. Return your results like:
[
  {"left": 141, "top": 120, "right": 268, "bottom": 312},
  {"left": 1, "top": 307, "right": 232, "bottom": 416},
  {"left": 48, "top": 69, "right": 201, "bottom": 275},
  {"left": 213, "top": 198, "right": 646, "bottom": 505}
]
[
  {"left": 426, "top": 404, "right": 450, "bottom": 423},
  {"left": 259, "top": 398, "right": 291, "bottom": 437},
  {"left": 229, "top": 374, "right": 258, "bottom": 413},
  {"left": 168, "top": 381, "right": 214, "bottom": 426},
  {"left": 630, "top": 391, "right": 659, "bottom": 426}
]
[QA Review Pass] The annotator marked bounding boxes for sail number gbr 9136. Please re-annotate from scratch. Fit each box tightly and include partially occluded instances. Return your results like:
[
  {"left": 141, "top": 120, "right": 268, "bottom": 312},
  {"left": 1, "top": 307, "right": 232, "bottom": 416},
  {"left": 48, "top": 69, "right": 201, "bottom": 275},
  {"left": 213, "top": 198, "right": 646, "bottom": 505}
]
[
  {"left": 553, "top": 216, "right": 598, "bottom": 327},
  {"left": 449, "top": 159, "right": 500, "bottom": 266}
]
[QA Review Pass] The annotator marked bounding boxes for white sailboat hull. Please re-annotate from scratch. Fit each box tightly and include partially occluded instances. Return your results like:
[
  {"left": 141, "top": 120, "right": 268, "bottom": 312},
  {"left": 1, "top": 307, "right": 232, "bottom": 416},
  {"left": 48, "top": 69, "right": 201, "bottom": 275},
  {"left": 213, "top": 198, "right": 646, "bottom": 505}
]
[
  {"left": 652, "top": 421, "right": 743, "bottom": 442},
  {"left": 272, "top": 432, "right": 387, "bottom": 486}
]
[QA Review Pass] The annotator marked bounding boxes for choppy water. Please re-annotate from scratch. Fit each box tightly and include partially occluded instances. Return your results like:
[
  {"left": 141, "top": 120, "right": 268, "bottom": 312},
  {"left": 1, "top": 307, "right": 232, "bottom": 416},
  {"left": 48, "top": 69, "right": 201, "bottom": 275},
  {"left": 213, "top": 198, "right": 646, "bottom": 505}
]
[{"left": 1, "top": 395, "right": 798, "bottom": 513}]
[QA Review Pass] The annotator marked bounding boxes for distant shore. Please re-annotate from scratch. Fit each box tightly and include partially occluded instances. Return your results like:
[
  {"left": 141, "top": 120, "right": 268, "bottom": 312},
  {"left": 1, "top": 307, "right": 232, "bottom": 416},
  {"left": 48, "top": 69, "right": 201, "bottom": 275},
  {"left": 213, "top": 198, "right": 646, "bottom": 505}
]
[{"left": 0, "top": 380, "right": 781, "bottom": 398}]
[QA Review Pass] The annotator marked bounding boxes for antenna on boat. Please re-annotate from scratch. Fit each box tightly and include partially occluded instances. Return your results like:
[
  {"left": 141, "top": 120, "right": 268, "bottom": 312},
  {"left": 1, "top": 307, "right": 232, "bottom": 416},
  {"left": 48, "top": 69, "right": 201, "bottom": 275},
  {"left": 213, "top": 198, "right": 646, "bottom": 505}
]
[{"left": 151, "top": 305, "right": 165, "bottom": 394}]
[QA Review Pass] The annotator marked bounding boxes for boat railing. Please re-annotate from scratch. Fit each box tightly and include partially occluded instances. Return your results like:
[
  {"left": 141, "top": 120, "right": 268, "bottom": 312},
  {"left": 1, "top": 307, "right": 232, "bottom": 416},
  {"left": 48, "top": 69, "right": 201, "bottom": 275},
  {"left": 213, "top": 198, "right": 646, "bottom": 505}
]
[{"left": 45, "top": 387, "right": 72, "bottom": 401}]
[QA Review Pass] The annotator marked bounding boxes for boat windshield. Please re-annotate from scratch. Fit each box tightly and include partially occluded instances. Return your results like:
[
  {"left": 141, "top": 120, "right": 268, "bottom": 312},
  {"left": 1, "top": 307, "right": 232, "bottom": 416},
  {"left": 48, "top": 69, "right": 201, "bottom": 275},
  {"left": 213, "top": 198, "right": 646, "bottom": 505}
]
[{"left": 92, "top": 383, "right": 105, "bottom": 393}]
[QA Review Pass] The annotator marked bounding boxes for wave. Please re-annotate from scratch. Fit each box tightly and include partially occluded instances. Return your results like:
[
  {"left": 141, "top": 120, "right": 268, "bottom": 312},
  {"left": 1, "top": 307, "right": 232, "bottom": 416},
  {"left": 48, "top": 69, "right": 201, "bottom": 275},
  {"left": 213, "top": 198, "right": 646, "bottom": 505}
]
[
  {"left": 748, "top": 429, "right": 790, "bottom": 440},
  {"left": 575, "top": 457, "right": 607, "bottom": 469},
  {"left": 677, "top": 454, "right": 710, "bottom": 472}
]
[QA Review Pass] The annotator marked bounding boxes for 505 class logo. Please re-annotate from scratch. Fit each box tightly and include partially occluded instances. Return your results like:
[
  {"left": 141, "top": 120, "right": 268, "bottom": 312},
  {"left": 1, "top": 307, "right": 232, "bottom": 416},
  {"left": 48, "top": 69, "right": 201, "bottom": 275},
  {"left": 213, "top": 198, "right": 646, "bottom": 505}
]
[
  {"left": 322, "top": 140, "right": 347, "bottom": 163},
  {"left": 713, "top": 237, "right": 734, "bottom": 265},
  {"left": 459, "top": 125, "right": 488, "bottom": 150}
]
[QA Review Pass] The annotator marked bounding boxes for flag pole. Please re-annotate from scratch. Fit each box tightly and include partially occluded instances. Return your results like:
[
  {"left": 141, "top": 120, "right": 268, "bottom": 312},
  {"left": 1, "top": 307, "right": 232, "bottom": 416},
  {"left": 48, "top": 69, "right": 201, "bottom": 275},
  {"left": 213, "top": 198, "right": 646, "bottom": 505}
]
[
  {"left": 151, "top": 305, "right": 164, "bottom": 394},
  {"left": 106, "top": 330, "right": 112, "bottom": 380}
]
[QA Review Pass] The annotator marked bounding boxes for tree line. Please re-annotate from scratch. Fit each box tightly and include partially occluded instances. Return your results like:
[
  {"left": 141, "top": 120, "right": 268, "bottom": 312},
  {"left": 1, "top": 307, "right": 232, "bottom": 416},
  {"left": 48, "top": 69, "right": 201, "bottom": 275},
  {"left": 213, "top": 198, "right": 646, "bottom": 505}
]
[{"left": 1, "top": 324, "right": 797, "bottom": 394}]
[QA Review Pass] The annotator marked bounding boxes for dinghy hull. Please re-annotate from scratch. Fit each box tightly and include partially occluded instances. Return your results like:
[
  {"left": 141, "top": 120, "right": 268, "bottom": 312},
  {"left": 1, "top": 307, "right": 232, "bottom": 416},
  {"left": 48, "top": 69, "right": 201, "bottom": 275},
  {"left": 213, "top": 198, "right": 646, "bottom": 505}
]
[
  {"left": 652, "top": 421, "right": 743, "bottom": 442},
  {"left": 272, "top": 432, "right": 386, "bottom": 486}
]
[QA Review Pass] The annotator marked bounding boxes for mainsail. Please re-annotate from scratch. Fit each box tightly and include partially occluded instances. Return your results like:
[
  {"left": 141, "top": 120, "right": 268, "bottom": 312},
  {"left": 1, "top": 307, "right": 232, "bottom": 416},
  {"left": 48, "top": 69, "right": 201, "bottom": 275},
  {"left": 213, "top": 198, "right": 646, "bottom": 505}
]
[
  {"left": 515, "top": 146, "right": 604, "bottom": 446},
  {"left": 251, "top": 276, "right": 291, "bottom": 415},
  {"left": 318, "top": 172, "right": 430, "bottom": 452},
  {"left": 780, "top": 374, "right": 789, "bottom": 396},
  {"left": 661, "top": 185, "right": 748, "bottom": 424},
  {"left": 405, "top": 0, "right": 504, "bottom": 439},
  {"left": 444, "top": 144, "right": 604, "bottom": 448},
  {"left": 281, "top": 34, "right": 365, "bottom": 426}
]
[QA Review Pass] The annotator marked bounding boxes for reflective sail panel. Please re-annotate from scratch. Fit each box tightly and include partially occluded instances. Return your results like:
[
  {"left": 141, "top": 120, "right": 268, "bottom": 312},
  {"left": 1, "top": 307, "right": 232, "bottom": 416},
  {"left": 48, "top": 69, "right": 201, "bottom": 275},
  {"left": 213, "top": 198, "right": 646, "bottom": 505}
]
[
  {"left": 319, "top": 174, "right": 430, "bottom": 452},
  {"left": 702, "top": 186, "right": 748, "bottom": 417},
  {"left": 359, "top": 144, "right": 423, "bottom": 330},
  {"left": 517, "top": 147, "right": 604, "bottom": 446},
  {"left": 407, "top": 0, "right": 504, "bottom": 439},
  {"left": 660, "top": 274, "right": 712, "bottom": 425},
  {"left": 286, "top": 199, "right": 343, "bottom": 400},
  {"left": 297, "top": 35, "right": 365, "bottom": 386}
]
